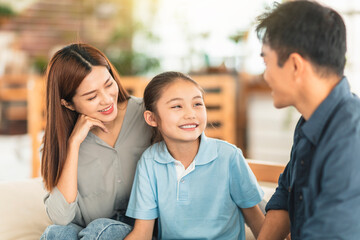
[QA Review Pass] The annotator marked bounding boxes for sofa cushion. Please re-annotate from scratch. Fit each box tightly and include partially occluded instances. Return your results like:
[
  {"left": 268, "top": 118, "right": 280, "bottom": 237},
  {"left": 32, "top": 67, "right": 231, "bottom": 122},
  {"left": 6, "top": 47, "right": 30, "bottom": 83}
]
[
  {"left": 0, "top": 178, "right": 51, "bottom": 240},
  {"left": 0, "top": 178, "right": 276, "bottom": 240}
]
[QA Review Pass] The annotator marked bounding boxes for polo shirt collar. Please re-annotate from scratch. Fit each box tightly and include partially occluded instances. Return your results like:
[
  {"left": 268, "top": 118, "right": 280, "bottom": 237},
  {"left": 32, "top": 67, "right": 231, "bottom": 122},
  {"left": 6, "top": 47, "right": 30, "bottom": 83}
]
[
  {"left": 153, "top": 132, "right": 218, "bottom": 165},
  {"left": 301, "top": 77, "right": 351, "bottom": 145}
]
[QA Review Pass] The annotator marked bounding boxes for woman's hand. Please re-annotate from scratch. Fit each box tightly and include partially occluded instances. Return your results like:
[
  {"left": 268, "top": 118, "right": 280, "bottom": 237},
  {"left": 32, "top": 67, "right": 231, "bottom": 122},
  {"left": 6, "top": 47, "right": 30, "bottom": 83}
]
[
  {"left": 56, "top": 114, "right": 108, "bottom": 203},
  {"left": 69, "top": 114, "right": 109, "bottom": 146}
]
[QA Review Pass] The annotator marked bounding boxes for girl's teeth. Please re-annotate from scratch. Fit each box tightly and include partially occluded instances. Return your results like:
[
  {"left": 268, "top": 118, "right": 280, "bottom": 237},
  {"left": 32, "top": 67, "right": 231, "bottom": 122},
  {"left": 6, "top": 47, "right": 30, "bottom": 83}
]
[{"left": 181, "top": 125, "right": 196, "bottom": 129}]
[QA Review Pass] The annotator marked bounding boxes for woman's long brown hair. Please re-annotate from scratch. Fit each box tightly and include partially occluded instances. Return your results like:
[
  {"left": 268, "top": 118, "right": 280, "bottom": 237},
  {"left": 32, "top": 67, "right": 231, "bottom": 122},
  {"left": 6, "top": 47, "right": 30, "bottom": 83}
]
[{"left": 41, "top": 43, "right": 129, "bottom": 191}]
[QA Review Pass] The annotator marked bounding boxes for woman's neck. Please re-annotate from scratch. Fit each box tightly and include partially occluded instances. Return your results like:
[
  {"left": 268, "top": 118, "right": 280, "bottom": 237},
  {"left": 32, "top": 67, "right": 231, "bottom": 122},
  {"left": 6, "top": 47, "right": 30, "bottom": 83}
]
[
  {"left": 104, "top": 101, "right": 127, "bottom": 131},
  {"left": 91, "top": 100, "right": 128, "bottom": 147}
]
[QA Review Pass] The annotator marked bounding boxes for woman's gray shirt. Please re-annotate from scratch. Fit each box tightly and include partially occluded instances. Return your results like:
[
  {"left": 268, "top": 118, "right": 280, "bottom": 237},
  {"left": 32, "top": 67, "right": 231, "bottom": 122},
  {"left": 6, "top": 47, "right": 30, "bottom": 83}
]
[{"left": 44, "top": 96, "right": 152, "bottom": 227}]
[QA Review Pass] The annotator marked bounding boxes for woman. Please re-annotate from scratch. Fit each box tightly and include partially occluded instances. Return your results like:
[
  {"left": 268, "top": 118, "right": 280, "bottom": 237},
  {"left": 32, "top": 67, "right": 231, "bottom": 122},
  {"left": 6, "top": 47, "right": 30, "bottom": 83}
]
[{"left": 40, "top": 43, "right": 152, "bottom": 239}]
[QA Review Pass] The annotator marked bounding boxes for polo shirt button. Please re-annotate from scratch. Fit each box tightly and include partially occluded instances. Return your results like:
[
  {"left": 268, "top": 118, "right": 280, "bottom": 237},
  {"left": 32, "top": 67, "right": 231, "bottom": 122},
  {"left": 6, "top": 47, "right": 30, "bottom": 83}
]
[
  {"left": 180, "top": 179, "right": 185, "bottom": 183},
  {"left": 300, "top": 160, "right": 305, "bottom": 166},
  {"left": 299, "top": 194, "right": 303, "bottom": 200},
  {"left": 117, "top": 179, "right": 122, "bottom": 183}
]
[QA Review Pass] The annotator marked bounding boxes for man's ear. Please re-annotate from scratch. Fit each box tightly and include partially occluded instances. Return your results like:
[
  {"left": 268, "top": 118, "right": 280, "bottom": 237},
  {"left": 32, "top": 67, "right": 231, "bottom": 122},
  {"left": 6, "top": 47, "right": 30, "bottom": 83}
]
[
  {"left": 61, "top": 99, "right": 75, "bottom": 111},
  {"left": 288, "top": 52, "right": 305, "bottom": 79},
  {"left": 144, "top": 110, "right": 158, "bottom": 127}
]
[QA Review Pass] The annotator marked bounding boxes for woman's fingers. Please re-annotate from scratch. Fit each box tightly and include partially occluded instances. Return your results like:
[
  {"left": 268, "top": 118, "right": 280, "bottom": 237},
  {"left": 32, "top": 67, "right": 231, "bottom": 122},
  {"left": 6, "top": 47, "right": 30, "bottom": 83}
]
[
  {"left": 69, "top": 114, "right": 109, "bottom": 145},
  {"left": 84, "top": 115, "right": 109, "bottom": 133}
]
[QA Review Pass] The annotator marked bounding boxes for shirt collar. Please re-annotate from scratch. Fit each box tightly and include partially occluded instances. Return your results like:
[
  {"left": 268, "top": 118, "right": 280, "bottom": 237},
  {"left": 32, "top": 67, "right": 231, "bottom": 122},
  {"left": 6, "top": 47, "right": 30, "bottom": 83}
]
[
  {"left": 153, "top": 132, "right": 218, "bottom": 165},
  {"left": 301, "top": 77, "right": 351, "bottom": 145}
]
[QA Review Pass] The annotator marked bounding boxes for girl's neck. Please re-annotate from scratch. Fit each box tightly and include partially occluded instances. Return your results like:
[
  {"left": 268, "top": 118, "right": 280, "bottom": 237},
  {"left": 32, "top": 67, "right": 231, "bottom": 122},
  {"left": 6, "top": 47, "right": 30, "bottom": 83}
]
[{"left": 165, "top": 138, "right": 200, "bottom": 169}]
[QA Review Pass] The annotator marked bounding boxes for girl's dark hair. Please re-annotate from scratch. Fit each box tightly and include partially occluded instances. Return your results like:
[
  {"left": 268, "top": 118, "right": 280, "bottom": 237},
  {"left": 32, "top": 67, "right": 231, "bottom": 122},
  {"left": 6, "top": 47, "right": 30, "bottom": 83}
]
[
  {"left": 256, "top": 0, "right": 346, "bottom": 77},
  {"left": 41, "top": 43, "right": 129, "bottom": 191},
  {"left": 144, "top": 71, "right": 204, "bottom": 144}
]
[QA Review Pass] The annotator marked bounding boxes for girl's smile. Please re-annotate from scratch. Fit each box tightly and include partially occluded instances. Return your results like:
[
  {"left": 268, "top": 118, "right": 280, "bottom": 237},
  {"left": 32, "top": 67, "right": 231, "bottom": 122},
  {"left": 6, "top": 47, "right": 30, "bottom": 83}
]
[
  {"left": 178, "top": 123, "right": 199, "bottom": 130},
  {"left": 151, "top": 79, "right": 207, "bottom": 146}
]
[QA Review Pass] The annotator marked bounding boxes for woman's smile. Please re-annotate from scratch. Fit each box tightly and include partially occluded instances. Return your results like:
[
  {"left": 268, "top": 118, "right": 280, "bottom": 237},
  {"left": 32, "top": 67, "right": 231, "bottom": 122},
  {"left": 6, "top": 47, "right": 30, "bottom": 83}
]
[{"left": 99, "top": 104, "right": 114, "bottom": 114}]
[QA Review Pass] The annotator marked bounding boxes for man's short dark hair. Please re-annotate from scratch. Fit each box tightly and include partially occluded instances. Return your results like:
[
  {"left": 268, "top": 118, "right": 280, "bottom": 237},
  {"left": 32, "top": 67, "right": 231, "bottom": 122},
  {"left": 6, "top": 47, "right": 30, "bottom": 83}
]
[{"left": 256, "top": 0, "right": 346, "bottom": 77}]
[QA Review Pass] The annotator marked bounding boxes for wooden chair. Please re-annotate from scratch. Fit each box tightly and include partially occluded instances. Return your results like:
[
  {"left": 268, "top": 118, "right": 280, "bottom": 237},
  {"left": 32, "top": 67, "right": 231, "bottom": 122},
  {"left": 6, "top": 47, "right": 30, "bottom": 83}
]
[
  {"left": 121, "top": 74, "right": 237, "bottom": 144},
  {"left": 27, "top": 75, "right": 46, "bottom": 177},
  {"left": 27, "top": 74, "right": 285, "bottom": 182},
  {"left": 247, "top": 159, "right": 285, "bottom": 183},
  {"left": 0, "top": 75, "right": 28, "bottom": 134}
]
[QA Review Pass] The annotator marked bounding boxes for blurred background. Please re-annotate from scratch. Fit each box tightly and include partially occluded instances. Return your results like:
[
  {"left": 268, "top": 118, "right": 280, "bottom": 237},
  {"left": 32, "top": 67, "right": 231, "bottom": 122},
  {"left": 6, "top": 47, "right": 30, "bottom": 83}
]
[{"left": 0, "top": 0, "right": 359, "bottom": 181}]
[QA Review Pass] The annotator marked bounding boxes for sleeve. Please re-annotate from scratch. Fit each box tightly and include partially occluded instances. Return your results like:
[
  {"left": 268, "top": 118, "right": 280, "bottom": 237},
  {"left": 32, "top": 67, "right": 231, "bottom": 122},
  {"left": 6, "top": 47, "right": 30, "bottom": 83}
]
[
  {"left": 301, "top": 138, "right": 360, "bottom": 239},
  {"left": 230, "top": 149, "right": 264, "bottom": 208},
  {"left": 126, "top": 155, "right": 158, "bottom": 220},
  {"left": 265, "top": 163, "right": 290, "bottom": 212},
  {"left": 44, "top": 187, "right": 83, "bottom": 226}
]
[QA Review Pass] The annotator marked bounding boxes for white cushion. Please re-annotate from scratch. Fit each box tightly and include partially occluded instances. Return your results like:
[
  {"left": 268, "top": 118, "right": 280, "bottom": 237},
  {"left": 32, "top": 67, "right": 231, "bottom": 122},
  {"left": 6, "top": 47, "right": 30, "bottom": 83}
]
[
  {"left": 0, "top": 178, "right": 51, "bottom": 240},
  {"left": 0, "top": 178, "right": 276, "bottom": 240}
]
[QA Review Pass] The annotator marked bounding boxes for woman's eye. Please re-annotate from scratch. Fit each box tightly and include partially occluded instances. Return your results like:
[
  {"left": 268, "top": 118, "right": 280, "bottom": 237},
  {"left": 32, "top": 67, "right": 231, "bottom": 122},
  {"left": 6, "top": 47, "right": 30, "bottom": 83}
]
[
  {"left": 88, "top": 95, "right": 97, "bottom": 101},
  {"left": 171, "top": 105, "right": 181, "bottom": 109},
  {"left": 194, "top": 102, "right": 203, "bottom": 107},
  {"left": 106, "top": 82, "right": 113, "bottom": 88}
]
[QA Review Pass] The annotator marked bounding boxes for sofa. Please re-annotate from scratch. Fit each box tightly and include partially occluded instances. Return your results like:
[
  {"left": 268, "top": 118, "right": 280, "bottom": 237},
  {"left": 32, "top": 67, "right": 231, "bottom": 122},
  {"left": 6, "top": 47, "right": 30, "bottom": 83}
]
[
  {"left": 0, "top": 178, "right": 51, "bottom": 240},
  {"left": 0, "top": 178, "right": 276, "bottom": 240}
]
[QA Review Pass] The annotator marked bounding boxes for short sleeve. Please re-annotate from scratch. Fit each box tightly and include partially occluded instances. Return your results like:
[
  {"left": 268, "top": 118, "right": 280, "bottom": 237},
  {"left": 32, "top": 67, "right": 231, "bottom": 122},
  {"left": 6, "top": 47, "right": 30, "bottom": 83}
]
[
  {"left": 265, "top": 163, "right": 290, "bottom": 212},
  {"left": 126, "top": 155, "right": 158, "bottom": 220},
  {"left": 229, "top": 149, "right": 264, "bottom": 208}
]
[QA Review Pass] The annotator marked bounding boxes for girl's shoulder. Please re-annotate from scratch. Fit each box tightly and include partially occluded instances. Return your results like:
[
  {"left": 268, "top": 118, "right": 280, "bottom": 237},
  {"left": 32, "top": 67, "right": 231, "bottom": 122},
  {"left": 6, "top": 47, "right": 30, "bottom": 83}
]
[
  {"left": 205, "top": 136, "right": 241, "bottom": 155},
  {"left": 140, "top": 141, "right": 165, "bottom": 160},
  {"left": 137, "top": 142, "right": 169, "bottom": 172},
  {"left": 199, "top": 135, "right": 244, "bottom": 163}
]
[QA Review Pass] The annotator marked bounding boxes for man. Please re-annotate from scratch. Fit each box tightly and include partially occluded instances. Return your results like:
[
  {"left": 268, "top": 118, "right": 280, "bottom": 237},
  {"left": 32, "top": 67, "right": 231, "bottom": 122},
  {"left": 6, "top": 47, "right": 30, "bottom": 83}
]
[{"left": 255, "top": 1, "right": 360, "bottom": 239}]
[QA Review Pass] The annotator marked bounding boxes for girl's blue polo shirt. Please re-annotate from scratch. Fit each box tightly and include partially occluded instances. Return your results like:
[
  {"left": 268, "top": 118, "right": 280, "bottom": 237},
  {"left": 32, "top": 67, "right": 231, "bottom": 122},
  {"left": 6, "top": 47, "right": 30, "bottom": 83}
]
[{"left": 126, "top": 133, "right": 264, "bottom": 240}]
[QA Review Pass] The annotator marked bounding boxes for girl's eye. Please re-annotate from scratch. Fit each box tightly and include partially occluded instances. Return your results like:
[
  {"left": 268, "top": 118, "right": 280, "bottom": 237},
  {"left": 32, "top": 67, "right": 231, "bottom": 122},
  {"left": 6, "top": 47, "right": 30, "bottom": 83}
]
[
  {"left": 171, "top": 105, "right": 181, "bottom": 109},
  {"left": 88, "top": 95, "right": 97, "bottom": 101},
  {"left": 106, "top": 82, "right": 113, "bottom": 88},
  {"left": 194, "top": 102, "right": 203, "bottom": 107}
]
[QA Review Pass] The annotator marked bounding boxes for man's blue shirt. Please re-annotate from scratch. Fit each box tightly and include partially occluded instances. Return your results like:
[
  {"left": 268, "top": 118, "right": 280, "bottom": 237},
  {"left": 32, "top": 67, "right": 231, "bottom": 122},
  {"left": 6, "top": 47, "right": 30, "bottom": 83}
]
[{"left": 266, "top": 77, "right": 360, "bottom": 239}]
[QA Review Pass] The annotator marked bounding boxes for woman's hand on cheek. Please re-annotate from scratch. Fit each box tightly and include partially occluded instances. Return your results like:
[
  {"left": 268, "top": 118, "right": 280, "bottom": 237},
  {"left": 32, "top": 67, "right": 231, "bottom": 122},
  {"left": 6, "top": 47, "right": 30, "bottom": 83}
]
[{"left": 68, "top": 114, "right": 109, "bottom": 146}]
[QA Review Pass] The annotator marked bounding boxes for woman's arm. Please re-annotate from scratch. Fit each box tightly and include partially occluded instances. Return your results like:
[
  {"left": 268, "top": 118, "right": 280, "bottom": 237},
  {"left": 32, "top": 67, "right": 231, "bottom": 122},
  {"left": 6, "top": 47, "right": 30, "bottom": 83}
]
[
  {"left": 125, "top": 219, "right": 155, "bottom": 240},
  {"left": 241, "top": 204, "right": 265, "bottom": 238},
  {"left": 56, "top": 114, "right": 108, "bottom": 203},
  {"left": 55, "top": 138, "right": 81, "bottom": 203}
]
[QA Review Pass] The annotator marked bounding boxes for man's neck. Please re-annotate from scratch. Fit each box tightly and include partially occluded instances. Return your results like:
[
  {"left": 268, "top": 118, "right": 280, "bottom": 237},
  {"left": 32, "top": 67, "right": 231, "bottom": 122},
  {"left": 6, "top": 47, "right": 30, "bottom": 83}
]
[{"left": 295, "top": 75, "right": 341, "bottom": 120}]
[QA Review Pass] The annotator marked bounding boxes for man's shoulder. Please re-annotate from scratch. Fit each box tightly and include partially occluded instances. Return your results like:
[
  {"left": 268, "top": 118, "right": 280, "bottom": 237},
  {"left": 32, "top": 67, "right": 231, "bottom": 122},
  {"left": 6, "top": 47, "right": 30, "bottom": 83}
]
[
  {"left": 318, "top": 94, "right": 360, "bottom": 153},
  {"left": 331, "top": 94, "right": 360, "bottom": 128}
]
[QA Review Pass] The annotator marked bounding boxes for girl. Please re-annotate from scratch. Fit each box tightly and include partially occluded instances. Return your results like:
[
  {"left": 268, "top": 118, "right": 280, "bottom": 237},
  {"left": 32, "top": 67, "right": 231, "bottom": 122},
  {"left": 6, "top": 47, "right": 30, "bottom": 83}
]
[
  {"left": 40, "top": 43, "right": 152, "bottom": 239},
  {"left": 125, "top": 71, "right": 265, "bottom": 240}
]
